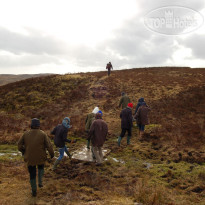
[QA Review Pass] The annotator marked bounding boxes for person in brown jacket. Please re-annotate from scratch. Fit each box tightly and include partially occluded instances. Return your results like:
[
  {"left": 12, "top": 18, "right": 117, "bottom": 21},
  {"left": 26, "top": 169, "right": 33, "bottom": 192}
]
[
  {"left": 18, "top": 118, "right": 54, "bottom": 197},
  {"left": 134, "top": 102, "right": 151, "bottom": 139},
  {"left": 88, "top": 111, "right": 108, "bottom": 165},
  {"left": 85, "top": 106, "right": 99, "bottom": 149}
]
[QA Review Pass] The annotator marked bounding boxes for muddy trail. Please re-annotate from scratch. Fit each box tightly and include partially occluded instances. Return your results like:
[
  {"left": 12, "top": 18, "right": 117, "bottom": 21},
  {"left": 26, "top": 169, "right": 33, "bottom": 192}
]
[{"left": 0, "top": 67, "right": 205, "bottom": 204}]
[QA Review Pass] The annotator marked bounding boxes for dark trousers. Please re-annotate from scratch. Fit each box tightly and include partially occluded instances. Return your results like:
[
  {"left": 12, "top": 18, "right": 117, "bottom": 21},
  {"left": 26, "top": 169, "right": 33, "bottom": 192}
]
[
  {"left": 28, "top": 164, "right": 44, "bottom": 180},
  {"left": 108, "top": 69, "right": 111, "bottom": 76},
  {"left": 120, "top": 128, "right": 132, "bottom": 138}
]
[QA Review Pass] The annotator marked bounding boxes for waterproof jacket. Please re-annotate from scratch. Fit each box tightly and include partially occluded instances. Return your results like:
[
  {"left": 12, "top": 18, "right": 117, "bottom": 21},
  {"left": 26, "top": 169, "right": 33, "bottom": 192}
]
[
  {"left": 120, "top": 107, "right": 133, "bottom": 129},
  {"left": 135, "top": 105, "right": 151, "bottom": 125},
  {"left": 134, "top": 97, "right": 145, "bottom": 114},
  {"left": 119, "top": 95, "right": 130, "bottom": 109},
  {"left": 18, "top": 129, "right": 54, "bottom": 166},
  {"left": 85, "top": 113, "right": 95, "bottom": 132},
  {"left": 51, "top": 124, "right": 71, "bottom": 148},
  {"left": 88, "top": 118, "right": 108, "bottom": 147}
]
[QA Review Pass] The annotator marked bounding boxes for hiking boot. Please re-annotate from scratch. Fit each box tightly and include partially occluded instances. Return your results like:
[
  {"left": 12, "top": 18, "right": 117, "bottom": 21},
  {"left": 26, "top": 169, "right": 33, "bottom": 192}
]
[
  {"left": 127, "top": 136, "right": 131, "bottom": 145},
  {"left": 53, "top": 159, "right": 60, "bottom": 170},
  {"left": 32, "top": 190, "right": 37, "bottom": 197}
]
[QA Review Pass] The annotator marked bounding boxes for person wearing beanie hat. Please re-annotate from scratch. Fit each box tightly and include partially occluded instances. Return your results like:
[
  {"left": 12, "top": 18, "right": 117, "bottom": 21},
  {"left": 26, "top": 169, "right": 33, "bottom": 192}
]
[
  {"left": 18, "top": 118, "right": 54, "bottom": 197},
  {"left": 118, "top": 103, "right": 133, "bottom": 146},
  {"left": 51, "top": 117, "right": 77, "bottom": 170},
  {"left": 31, "top": 118, "right": 40, "bottom": 128},
  {"left": 97, "top": 110, "right": 103, "bottom": 116},
  {"left": 85, "top": 106, "right": 99, "bottom": 149},
  {"left": 134, "top": 102, "right": 151, "bottom": 140},
  {"left": 127, "top": 103, "right": 133, "bottom": 108},
  {"left": 119, "top": 92, "right": 131, "bottom": 109},
  {"left": 88, "top": 111, "right": 108, "bottom": 165}
]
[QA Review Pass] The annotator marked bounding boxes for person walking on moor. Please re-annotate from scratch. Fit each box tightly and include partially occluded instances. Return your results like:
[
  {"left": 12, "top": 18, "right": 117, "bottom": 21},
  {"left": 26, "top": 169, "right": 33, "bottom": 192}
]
[
  {"left": 85, "top": 106, "right": 99, "bottom": 149},
  {"left": 119, "top": 92, "right": 130, "bottom": 109},
  {"left": 88, "top": 112, "right": 108, "bottom": 165},
  {"left": 134, "top": 97, "right": 145, "bottom": 115},
  {"left": 118, "top": 103, "right": 133, "bottom": 146},
  {"left": 51, "top": 117, "right": 76, "bottom": 170},
  {"left": 18, "top": 118, "right": 54, "bottom": 197},
  {"left": 134, "top": 102, "right": 151, "bottom": 139},
  {"left": 106, "top": 61, "right": 113, "bottom": 76}
]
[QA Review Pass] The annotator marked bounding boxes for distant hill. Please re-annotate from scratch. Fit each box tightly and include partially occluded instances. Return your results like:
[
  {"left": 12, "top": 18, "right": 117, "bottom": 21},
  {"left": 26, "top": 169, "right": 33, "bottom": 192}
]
[{"left": 0, "top": 73, "right": 54, "bottom": 86}]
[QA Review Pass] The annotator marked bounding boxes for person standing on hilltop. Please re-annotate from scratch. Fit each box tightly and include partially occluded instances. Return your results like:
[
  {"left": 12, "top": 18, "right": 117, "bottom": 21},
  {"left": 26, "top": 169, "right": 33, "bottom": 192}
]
[
  {"left": 119, "top": 92, "right": 130, "bottom": 109},
  {"left": 18, "top": 118, "right": 54, "bottom": 197},
  {"left": 134, "top": 97, "right": 145, "bottom": 115},
  {"left": 134, "top": 102, "right": 151, "bottom": 140},
  {"left": 106, "top": 62, "right": 113, "bottom": 76},
  {"left": 85, "top": 106, "right": 99, "bottom": 149},
  {"left": 88, "top": 111, "right": 108, "bottom": 165},
  {"left": 118, "top": 103, "right": 133, "bottom": 146},
  {"left": 51, "top": 117, "right": 76, "bottom": 170}
]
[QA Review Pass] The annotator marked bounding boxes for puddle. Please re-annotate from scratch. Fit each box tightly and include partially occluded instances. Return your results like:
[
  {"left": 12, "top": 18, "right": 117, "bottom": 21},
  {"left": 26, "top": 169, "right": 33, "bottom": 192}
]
[
  {"left": 111, "top": 157, "right": 125, "bottom": 164},
  {"left": 70, "top": 145, "right": 110, "bottom": 162},
  {"left": 0, "top": 151, "right": 21, "bottom": 158},
  {"left": 143, "top": 162, "right": 153, "bottom": 169}
]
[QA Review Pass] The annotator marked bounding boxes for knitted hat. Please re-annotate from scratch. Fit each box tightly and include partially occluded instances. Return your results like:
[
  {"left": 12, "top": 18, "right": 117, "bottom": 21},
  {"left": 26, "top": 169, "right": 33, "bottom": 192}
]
[
  {"left": 97, "top": 110, "right": 103, "bottom": 116},
  {"left": 127, "top": 103, "right": 133, "bottom": 108},
  {"left": 31, "top": 118, "right": 40, "bottom": 128}
]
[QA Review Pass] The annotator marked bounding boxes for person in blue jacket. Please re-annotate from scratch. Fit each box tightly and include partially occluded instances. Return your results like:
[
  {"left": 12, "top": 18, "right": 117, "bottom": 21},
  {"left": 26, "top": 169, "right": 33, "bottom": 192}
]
[
  {"left": 51, "top": 117, "right": 76, "bottom": 170},
  {"left": 134, "top": 97, "right": 145, "bottom": 115}
]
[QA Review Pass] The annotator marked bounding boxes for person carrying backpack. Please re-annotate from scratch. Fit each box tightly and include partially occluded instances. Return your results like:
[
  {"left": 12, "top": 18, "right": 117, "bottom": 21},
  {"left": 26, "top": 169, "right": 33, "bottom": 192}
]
[
  {"left": 18, "top": 118, "right": 54, "bottom": 197},
  {"left": 106, "top": 62, "right": 113, "bottom": 76}
]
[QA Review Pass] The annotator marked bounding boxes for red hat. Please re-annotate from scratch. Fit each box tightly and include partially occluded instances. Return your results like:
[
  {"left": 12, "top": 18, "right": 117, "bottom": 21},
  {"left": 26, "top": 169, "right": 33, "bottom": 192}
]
[{"left": 127, "top": 103, "right": 133, "bottom": 108}]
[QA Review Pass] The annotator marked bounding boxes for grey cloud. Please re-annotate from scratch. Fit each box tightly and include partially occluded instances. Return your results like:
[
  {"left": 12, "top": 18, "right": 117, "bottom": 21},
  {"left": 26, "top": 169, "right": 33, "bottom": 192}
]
[
  {"left": 0, "top": 54, "right": 61, "bottom": 68},
  {"left": 181, "top": 34, "right": 205, "bottom": 59},
  {"left": 137, "top": 0, "right": 205, "bottom": 13},
  {"left": 0, "top": 27, "right": 68, "bottom": 55}
]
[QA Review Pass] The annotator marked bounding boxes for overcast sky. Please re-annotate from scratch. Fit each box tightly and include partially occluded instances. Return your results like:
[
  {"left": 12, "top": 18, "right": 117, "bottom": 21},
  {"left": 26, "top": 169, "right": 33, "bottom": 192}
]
[{"left": 0, "top": 0, "right": 204, "bottom": 74}]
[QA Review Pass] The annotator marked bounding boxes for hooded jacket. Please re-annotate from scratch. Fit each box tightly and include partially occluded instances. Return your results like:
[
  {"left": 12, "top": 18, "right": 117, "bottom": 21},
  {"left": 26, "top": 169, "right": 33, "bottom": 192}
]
[
  {"left": 134, "top": 98, "right": 145, "bottom": 114},
  {"left": 135, "top": 105, "right": 151, "bottom": 125},
  {"left": 51, "top": 117, "right": 72, "bottom": 148}
]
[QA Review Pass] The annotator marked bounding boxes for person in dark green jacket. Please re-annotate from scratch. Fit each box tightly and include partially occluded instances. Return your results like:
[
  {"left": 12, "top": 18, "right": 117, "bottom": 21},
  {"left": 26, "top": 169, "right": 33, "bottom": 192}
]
[
  {"left": 119, "top": 92, "right": 130, "bottom": 109},
  {"left": 18, "top": 118, "right": 54, "bottom": 197}
]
